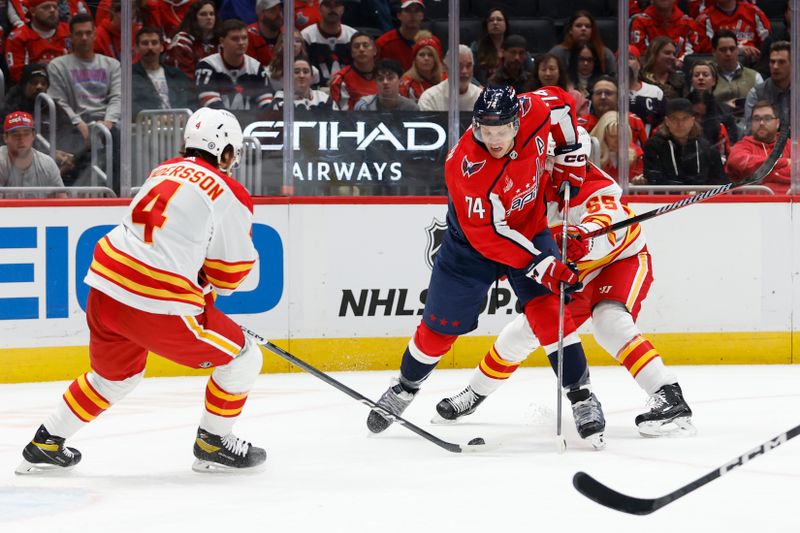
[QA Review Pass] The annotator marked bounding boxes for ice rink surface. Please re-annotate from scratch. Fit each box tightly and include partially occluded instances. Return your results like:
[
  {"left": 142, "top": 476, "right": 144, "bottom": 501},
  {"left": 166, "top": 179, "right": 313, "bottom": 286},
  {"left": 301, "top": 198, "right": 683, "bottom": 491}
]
[{"left": 2, "top": 364, "right": 799, "bottom": 533}]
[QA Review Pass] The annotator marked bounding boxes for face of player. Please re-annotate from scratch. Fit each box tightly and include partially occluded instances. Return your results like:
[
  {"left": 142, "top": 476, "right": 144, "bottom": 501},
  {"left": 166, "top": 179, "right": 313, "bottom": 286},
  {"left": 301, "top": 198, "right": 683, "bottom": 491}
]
[
  {"left": 351, "top": 37, "right": 376, "bottom": 68},
  {"left": 478, "top": 123, "right": 516, "bottom": 159},
  {"left": 23, "top": 76, "right": 49, "bottom": 99},
  {"left": 569, "top": 17, "right": 592, "bottom": 45},
  {"left": 537, "top": 58, "right": 559, "bottom": 87},
  {"left": 71, "top": 21, "right": 97, "bottom": 57},
  {"left": 751, "top": 108, "right": 780, "bottom": 143},
  {"left": 377, "top": 70, "right": 400, "bottom": 100},
  {"left": 320, "top": 1, "right": 344, "bottom": 26},
  {"left": 713, "top": 37, "right": 738, "bottom": 71},
  {"left": 136, "top": 32, "right": 164, "bottom": 68},
  {"left": 691, "top": 65, "right": 715, "bottom": 92},
  {"left": 221, "top": 28, "right": 249, "bottom": 64},
  {"left": 5, "top": 128, "right": 35, "bottom": 159},
  {"left": 397, "top": 5, "right": 424, "bottom": 32},
  {"left": 293, "top": 60, "right": 313, "bottom": 96},
  {"left": 197, "top": 3, "right": 217, "bottom": 33},
  {"left": 665, "top": 111, "right": 695, "bottom": 141},
  {"left": 32, "top": 2, "right": 59, "bottom": 30},
  {"left": 415, "top": 47, "right": 435, "bottom": 76},
  {"left": 486, "top": 10, "right": 506, "bottom": 37},
  {"left": 769, "top": 50, "right": 791, "bottom": 84},
  {"left": 591, "top": 81, "right": 617, "bottom": 115},
  {"left": 259, "top": 4, "right": 283, "bottom": 32}
]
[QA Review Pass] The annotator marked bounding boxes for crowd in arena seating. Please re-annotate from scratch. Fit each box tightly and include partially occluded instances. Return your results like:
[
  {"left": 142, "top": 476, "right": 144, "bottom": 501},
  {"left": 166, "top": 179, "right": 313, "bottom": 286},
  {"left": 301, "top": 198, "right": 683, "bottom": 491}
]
[{"left": 0, "top": 0, "right": 793, "bottom": 193}]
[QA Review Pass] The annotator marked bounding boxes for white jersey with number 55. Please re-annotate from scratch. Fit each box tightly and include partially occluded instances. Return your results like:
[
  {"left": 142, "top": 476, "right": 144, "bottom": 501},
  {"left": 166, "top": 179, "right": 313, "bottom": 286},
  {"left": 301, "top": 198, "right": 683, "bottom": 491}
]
[{"left": 84, "top": 156, "right": 258, "bottom": 316}]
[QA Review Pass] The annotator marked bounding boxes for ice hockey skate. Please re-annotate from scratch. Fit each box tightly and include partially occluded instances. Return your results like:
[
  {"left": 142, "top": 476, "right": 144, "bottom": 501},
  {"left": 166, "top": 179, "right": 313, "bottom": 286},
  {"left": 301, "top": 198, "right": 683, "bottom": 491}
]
[
  {"left": 366, "top": 378, "right": 418, "bottom": 433},
  {"left": 192, "top": 428, "right": 266, "bottom": 473},
  {"left": 432, "top": 386, "right": 486, "bottom": 423},
  {"left": 567, "top": 387, "right": 606, "bottom": 450},
  {"left": 16, "top": 425, "right": 82, "bottom": 475},
  {"left": 635, "top": 383, "right": 696, "bottom": 437}
]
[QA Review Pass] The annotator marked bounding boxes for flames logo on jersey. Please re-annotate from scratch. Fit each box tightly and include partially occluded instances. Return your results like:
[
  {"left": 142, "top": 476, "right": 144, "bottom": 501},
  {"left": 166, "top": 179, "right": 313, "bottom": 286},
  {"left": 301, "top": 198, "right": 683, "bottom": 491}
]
[
  {"left": 461, "top": 156, "right": 486, "bottom": 177},
  {"left": 518, "top": 95, "right": 533, "bottom": 117}
]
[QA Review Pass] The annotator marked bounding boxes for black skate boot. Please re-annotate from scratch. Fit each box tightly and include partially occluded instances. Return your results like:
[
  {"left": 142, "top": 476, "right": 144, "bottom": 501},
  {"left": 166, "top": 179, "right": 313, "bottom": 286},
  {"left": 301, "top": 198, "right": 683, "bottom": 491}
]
[
  {"left": 635, "top": 383, "right": 695, "bottom": 437},
  {"left": 192, "top": 428, "right": 267, "bottom": 473},
  {"left": 366, "top": 378, "right": 418, "bottom": 433},
  {"left": 434, "top": 386, "right": 486, "bottom": 422},
  {"left": 16, "top": 425, "right": 82, "bottom": 475},
  {"left": 567, "top": 387, "right": 606, "bottom": 450}
]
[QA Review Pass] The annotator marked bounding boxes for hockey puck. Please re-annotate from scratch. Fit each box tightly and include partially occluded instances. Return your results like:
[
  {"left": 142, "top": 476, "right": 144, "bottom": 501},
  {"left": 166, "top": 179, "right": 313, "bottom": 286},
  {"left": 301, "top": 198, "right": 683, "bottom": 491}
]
[{"left": 468, "top": 437, "right": 485, "bottom": 446}]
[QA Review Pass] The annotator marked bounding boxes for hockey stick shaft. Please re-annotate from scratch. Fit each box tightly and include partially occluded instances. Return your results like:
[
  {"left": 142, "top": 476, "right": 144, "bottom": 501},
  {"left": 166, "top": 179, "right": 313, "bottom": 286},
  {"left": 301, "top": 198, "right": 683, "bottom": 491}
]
[
  {"left": 556, "top": 185, "right": 571, "bottom": 448},
  {"left": 242, "top": 327, "right": 469, "bottom": 454},
  {"left": 573, "top": 422, "right": 800, "bottom": 515},
  {"left": 579, "top": 124, "right": 790, "bottom": 240}
]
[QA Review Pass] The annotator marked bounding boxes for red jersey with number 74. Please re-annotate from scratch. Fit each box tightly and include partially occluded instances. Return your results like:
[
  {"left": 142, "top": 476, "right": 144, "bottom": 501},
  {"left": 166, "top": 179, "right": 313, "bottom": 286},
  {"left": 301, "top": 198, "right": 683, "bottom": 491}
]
[
  {"left": 84, "top": 156, "right": 257, "bottom": 316},
  {"left": 444, "top": 86, "right": 581, "bottom": 269}
]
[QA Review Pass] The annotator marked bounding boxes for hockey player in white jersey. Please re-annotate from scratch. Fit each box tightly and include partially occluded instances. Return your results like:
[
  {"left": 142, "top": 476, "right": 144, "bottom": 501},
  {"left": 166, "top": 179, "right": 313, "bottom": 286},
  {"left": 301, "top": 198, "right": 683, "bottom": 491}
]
[
  {"left": 17, "top": 108, "right": 267, "bottom": 474},
  {"left": 436, "top": 128, "right": 695, "bottom": 437}
]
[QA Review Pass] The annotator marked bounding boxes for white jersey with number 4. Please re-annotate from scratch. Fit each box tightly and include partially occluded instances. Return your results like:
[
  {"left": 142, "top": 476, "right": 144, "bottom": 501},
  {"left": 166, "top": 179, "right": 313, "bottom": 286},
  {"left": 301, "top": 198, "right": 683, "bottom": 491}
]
[{"left": 84, "top": 156, "right": 258, "bottom": 316}]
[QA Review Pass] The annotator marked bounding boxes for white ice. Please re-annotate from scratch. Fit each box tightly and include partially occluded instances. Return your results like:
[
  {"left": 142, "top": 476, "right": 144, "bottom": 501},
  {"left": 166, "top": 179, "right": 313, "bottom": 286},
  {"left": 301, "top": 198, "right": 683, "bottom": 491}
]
[{"left": 2, "top": 364, "right": 799, "bottom": 533}]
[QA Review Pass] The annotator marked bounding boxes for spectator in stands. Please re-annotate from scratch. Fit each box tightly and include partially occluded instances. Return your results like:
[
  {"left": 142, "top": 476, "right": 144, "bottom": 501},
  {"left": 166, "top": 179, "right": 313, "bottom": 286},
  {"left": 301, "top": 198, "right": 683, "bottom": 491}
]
[
  {"left": 295, "top": 0, "right": 321, "bottom": 31},
  {"left": 356, "top": 59, "right": 418, "bottom": 111},
  {"left": 687, "top": 0, "right": 757, "bottom": 18},
  {"left": 640, "top": 35, "right": 684, "bottom": 99},
  {"left": 549, "top": 11, "right": 616, "bottom": 78},
  {"left": 630, "top": 0, "right": 708, "bottom": 61},
  {"left": 697, "top": 0, "right": 770, "bottom": 67},
  {"left": 93, "top": 0, "right": 124, "bottom": 60},
  {"left": 302, "top": 0, "right": 357, "bottom": 85},
  {"left": 568, "top": 43, "right": 602, "bottom": 100},
  {"left": 488, "top": 34, "right": 536, "bottom": 94},
  {"left": 7, "top": 0, "right": 89, "bottom": 29},
  {"left": 96, "top": 0, "right": 157, "bottom": 29},
  {"left": 132, "top": 27, "right": 195, "bottom": 118},
  {"left": 580, "top": 75, "right": 648, "bottom": 148},
  {"left": 744, "top": 41, "right": 791, "bottom": 130},
  {"left": 590, "top": 110, "right": 644, "bottom": 183},
  {"left": 266, "top": 29, "right": 320, "bottom": 91},
  {"left": 0, "top": 64, "right": 84, "bottom": 181},
  {"left": 195, "top": 19, "right": 272, "bottom": 110},
  {"left": 531, "top": 52, "right": 584, "bottom": 114},
  {"left": 330, "top": 32, "right": 377, "bottom": 111},
  {"left": 0, "top": 111, "right": 64, "bottom": 191},
  {"left": 166, "top": 0, "right": 219, "bottom": 79},
  {"left": 269, "top": 58, "right": 338, "bottom": 110},
  {"left": 711, "top": 29, "right": 763, "bottom": 119},
  {"left": 47, "top": 13, "right": 120, "bottom": 143},
  {"left": 217, "top": 0, "right": 257, "bottom": 25},
  {"left": 726, "top": 100, "right": 791, "bottom": 193},
  {"left": 470, "top": 7, "right": 508, "bottom": 85},
  {"left": 153, "top": 0, "right": 198, "bottom": 40},
  {"left": 643, "top": 97, "right": 725, "bottom": 185},
  {"left": 399, "top": 33, "right": 444, "bottom": 102},
  {"left": 246, "top": 0, "right": 282, "bottom": 67},
  {"left": 6, "top": 0, "right": 71, "bottom": 83},
  {"left": 628, "top": 47, "right": 665, "bottom": 137},
  {"left": 687, "top": 89, "right": 733, "bottom": 161},
  {"left": 376, "top": 0, "right": 438, "bottom": 72},
  {"left": 418, "top": 44, "right": 481, "bottom": 112},
  {"left": 687, "top": 60, "right": 718, "bottom": 95}
]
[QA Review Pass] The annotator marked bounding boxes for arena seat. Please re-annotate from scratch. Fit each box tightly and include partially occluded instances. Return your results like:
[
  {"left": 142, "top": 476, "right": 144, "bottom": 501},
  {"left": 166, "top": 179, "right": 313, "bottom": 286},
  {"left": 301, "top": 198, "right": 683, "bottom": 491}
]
[
  {"left": 513, "top": 19, "right": 559, "bottom": 54},
  {"left": 429, "top": 18, "right": 482, "bottom": 49},
  {"left": 535, "top": 0, "right": 611, "bottom": 21},
  {"left": 594, "top": 17, "right": 619, "bottom": 52},
  {"left": 467, "top": 0, "right": 537, "bottom": 19},
  {"left": 757, "top": 0, "right": 787, "bottom": 19}
]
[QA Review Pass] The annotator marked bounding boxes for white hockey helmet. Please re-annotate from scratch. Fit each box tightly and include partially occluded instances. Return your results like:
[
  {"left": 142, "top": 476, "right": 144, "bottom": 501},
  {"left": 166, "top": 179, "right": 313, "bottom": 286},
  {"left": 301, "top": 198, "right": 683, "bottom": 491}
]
[{"left": 183, "top": 107, "right": 244, "bottom": 171}]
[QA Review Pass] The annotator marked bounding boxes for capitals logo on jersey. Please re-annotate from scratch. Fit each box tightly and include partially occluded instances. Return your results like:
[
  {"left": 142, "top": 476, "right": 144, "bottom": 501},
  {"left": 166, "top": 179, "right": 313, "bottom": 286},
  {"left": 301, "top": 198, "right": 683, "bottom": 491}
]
[
  {"left": 461, "top": 156, "right": 486, "bottom": 177},
  {"left": 518, "top": 94, "right": 533, "bottom": 117}
]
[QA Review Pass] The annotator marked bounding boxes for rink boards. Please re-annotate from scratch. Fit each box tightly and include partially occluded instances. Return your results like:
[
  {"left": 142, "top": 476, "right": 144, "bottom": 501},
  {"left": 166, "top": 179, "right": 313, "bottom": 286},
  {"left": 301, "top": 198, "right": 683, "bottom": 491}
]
[{"left": 0, "top": 196, "right": 797, "bottom": 382}]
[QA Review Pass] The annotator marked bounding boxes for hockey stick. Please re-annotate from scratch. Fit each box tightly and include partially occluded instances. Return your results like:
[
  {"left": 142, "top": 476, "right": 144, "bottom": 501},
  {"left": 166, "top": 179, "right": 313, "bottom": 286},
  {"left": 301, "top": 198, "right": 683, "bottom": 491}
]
[
  {"left": 573, "top": 422, "right": 800, "bottom": 515},
  {"left": 578, "top": 123, "right": 790, "bottom": 240},
  {"left": 242, "top": 327, "right": 487, "bottom": 454},
  {"left": 555, "top": 185, "right": 571, "bottom": 454}
]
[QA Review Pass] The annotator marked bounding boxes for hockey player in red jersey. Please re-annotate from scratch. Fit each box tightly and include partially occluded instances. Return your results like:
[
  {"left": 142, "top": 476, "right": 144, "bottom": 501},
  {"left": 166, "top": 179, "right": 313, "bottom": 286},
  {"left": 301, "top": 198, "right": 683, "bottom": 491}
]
[
  {"left": 16, "top": 108, "right": 267, "bottom": 474},
  {"left": 365, "top": 85, "right": 607, "bottom": 448},
  {"left": 437, "top": 128, "right": 695, "bottom": 438}
]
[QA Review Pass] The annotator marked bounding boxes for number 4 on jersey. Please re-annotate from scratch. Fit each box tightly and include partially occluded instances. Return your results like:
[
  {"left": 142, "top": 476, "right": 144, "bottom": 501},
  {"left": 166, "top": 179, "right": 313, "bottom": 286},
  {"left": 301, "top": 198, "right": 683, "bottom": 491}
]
[
  {"left": 465, "top": 196, "right": 486, "bottom": 219},
  {"left": 131, "top": 180, "right": 183, "bottom": 243}
]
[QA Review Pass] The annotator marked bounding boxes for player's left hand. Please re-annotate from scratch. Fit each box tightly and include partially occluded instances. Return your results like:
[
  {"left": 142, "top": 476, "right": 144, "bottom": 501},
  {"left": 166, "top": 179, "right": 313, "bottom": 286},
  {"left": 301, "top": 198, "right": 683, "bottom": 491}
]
[
  {"left": 552, "top": 225, "right": 590, "bottom": 262},
  {"left": 552, "top": 159, "right": 585, "bottom": 199}
]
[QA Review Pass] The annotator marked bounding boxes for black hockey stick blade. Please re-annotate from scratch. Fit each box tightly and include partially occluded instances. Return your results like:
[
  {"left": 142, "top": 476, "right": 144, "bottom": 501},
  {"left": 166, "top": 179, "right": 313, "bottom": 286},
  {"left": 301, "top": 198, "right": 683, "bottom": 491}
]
[
  {"left": 242, "top": 327, "right": 486, "bottom": 454},
  {"left": 580, "top": 123, "right": 790, "bottom": 240},
  {"left": 573, "top": 422, "right": 800, "bottom": 515}
]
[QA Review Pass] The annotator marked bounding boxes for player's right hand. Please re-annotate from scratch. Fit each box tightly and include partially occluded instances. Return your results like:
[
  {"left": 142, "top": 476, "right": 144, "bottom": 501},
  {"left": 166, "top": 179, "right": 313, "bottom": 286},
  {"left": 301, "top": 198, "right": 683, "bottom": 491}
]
[{"left": 527, "top": 252, "right": 582, "bottom": 295}]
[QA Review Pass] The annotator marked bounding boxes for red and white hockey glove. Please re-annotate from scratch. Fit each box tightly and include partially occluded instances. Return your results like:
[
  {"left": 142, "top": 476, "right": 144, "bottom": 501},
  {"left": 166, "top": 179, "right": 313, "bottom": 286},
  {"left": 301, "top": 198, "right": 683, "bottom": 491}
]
[
  {"left": 552, "top": 146, "right": 587, "bottom": 198},
  {"left": 527, "top": 252, "right": 582, "bottom": 295},
  {"left": 552, "top": 225, "right": 591, "bottom": 262}
]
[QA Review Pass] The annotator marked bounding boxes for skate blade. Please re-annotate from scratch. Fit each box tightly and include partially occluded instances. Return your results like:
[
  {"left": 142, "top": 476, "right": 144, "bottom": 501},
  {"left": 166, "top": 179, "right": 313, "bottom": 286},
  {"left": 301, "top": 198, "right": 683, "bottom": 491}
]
[
  {"left": 15, "top": 459, "right": 76, "bottom": 476},
  {"left": 430, "top": 413, "right": 458, "bottom": 425},
  {"left": 586, "top": 432, "right": 606, "bottom": 450},
  {"left": 192, "top": 459, "right": 266, "bottom": 474},
  {"left": 638, "top": 416, "right": 697, "bottom": 438}
]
